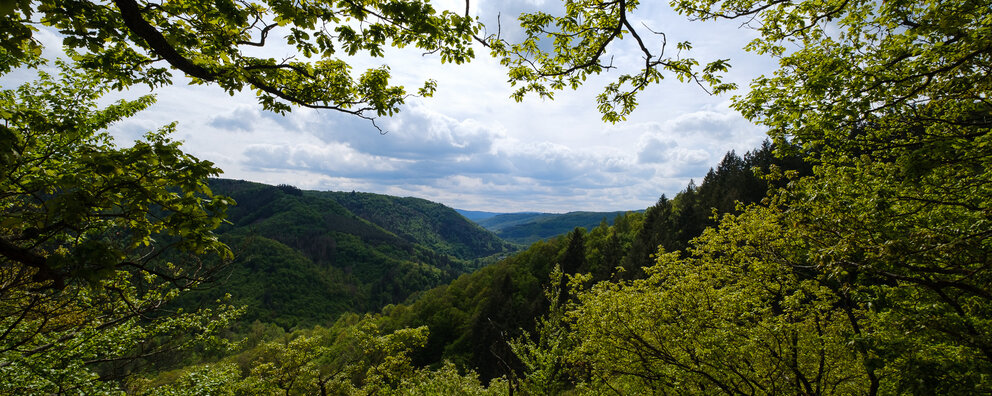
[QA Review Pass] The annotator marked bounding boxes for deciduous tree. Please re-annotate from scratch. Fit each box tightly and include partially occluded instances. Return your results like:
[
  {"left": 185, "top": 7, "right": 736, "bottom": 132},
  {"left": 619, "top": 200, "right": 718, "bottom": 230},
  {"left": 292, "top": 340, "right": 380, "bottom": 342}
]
[
  {"left": 561, "top": 0, "right": 992, "bottom": 392},
  {"left": 0, "top": 62, "right": 240, "bottom": 392}
]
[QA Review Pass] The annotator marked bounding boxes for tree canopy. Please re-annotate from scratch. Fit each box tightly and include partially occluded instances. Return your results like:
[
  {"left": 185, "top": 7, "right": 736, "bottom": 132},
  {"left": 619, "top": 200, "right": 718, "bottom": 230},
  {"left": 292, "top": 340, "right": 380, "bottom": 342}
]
[{"left": 1, "top": 0, "right": 481, "bottom": 124}]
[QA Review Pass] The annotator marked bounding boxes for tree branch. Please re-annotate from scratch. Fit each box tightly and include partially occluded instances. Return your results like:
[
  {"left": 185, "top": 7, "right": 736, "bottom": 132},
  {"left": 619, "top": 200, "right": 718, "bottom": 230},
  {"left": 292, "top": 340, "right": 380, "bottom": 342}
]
[{"left": 113, "top": 0, "right": 214, "bottom": 81}]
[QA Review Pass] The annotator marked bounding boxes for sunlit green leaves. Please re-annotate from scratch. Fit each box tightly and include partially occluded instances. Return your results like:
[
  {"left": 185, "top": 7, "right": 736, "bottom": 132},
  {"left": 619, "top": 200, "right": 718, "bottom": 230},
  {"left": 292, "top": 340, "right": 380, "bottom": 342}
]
[
  {"left": 7, "top": 0, "right": 481, "bottom": 121},
  {"left": 550, "top": 0, "right": 992, "bottom": 392},
  {"left": 566, "top": 206, "right": 869, "bottom": 394},
  {"left": 490, "top": 0, "right": 736, "bottom": 122},
  {"left": 0, "top": 62, "right": 240, "bottom": 392}
]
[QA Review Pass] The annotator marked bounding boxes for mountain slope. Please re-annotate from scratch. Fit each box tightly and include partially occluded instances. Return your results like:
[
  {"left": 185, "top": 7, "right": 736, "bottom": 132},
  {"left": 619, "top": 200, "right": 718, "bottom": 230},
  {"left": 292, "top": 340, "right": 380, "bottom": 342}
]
[
  {"left": 322, "top": 191, "right": 514, "bottom": 261},
  {"left": 178, "top": 179, "right": 513, "bottom": 328}
]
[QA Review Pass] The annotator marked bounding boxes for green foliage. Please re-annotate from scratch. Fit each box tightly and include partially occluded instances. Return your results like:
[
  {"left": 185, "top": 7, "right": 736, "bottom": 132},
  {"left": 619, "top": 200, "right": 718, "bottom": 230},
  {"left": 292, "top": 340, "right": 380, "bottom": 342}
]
[
  {"left": 137, "top": 315, "right": 507, "bottom": 395},
  {"left": 570, "top": 208, "right": 868, "bottom": 393},
  {"left": 725, "top": 0, "right": 992, "bottom": 390},
  {"left": 620, "top": 141, "right": 809, "bottom": 277},
  {"left": 6, "top": 0, "right": 984, "bottom": 392},
  {"left": 177, "top": 235, "right": 359, "bottom": 329},
  {"left": 565, "top": 157, "right": 992, "bottom": 392},
  {"left": 323, "top": 190, "right": 514, "bottom": 260},
  {"left": 1, "top": 0, "right": 480, "bottom": 122},
  {"left": 508, "top": 266, "right": 577, "bottom": 395},
  {"left": 1, "top": 64, "right": 232, "bottom": 289},
  {"left": 148, "top": 139, "right": 802, "bottom": 390},
  {"left": 245, "top": 333, "right": 330, "bottom": 394},
  {"left": 144, "top": 363, "right": 243, "bottom": 396},
  {"left": 766, "top": 157, "right": 992, "bottom": 393},
  {"left": 0, "top": 63, "right": 240, "bottom": 393},
  {"left": 490, "top": 0, "right": 736, "bottom": 122},
  {"left": 553, "top": 0, "right": 992, "bottom": 393},
  {"left": 372, "top": 237, "right": 567, "bottom": 380},
  {"left": 352, "top": 321, "right": 429, "bottom": 392},
  {"left": 396, "top": 360, "right": 508, "bottom": 395}
]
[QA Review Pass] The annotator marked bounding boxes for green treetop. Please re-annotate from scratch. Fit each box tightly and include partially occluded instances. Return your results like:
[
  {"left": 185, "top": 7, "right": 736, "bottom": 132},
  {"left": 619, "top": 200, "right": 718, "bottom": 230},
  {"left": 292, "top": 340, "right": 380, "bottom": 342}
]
[{"left": 0, "top": 62, "right": 242, "bottom": 393}]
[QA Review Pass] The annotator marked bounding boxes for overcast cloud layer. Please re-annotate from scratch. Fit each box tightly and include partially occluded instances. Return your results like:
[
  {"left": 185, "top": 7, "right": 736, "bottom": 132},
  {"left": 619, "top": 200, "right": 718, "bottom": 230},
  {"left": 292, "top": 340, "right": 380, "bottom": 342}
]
[{"left": 76, "top": 0, "right": 775, "bottom": 212}]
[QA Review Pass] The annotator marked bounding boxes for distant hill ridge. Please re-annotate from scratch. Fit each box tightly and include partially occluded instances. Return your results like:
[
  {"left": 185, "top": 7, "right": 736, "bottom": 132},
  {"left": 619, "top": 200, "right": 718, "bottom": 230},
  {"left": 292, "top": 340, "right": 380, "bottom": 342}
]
[
  {"left": 454, "top": 209, "right": 536, "bottom": 222},
  {"left": 468, "top": 210, "right": 643, "bottom": 245}
]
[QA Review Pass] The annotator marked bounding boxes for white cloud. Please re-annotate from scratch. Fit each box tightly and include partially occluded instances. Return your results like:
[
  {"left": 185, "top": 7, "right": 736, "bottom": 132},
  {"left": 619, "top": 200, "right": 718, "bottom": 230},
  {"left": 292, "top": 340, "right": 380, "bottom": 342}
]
[
  {"left": 243, "top": 142, "right": 403, "bottom": 176},
  {"left": 311, "top": 102, "right": 506, "bottom": 160},
  {"left": 209, "top": 107, "right": 258, "bottom": 132}
]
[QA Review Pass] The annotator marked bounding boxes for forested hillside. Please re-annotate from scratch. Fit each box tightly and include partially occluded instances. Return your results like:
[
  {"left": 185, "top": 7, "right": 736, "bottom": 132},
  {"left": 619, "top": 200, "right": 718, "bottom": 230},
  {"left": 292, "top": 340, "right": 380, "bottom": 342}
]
[
  {"left": 173, "top": 179, "right": 514, "bottom": 329},
  {"left": 321, "top": 190, "right": 514, "bottom": 261}
]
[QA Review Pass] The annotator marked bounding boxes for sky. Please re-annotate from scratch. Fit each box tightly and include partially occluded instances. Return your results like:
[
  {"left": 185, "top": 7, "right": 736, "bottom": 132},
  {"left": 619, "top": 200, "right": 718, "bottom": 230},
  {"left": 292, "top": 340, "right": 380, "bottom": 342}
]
[{"left": 17, "top": 0, "right": 778, "bottom": 213}]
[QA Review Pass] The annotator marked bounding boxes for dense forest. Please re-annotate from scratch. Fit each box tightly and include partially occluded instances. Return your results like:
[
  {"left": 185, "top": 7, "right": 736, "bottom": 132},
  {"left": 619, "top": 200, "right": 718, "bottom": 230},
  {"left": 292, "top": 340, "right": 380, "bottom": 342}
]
[{"left": 2, "top": 0, "right": 991, "bottom": 394}]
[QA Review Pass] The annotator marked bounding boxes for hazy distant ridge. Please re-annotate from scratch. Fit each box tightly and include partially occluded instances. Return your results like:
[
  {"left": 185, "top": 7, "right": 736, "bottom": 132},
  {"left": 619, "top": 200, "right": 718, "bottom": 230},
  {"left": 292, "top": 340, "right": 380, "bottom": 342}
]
[{"left": 471, "top": 210, "right": 641, "bottom": 245}]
